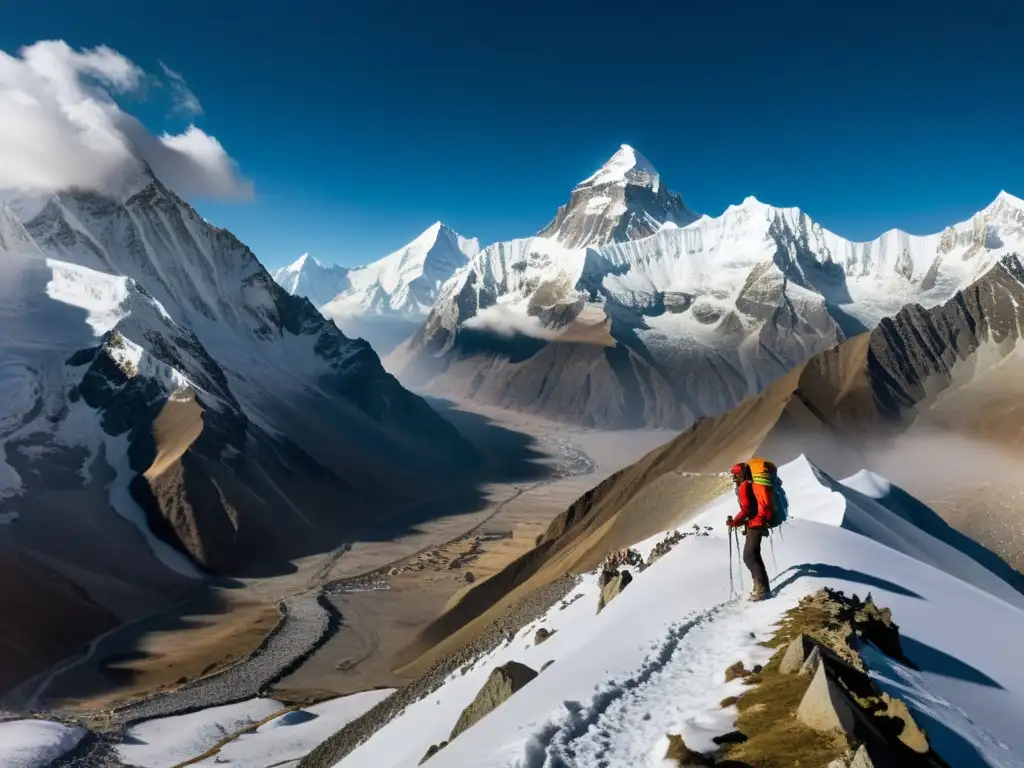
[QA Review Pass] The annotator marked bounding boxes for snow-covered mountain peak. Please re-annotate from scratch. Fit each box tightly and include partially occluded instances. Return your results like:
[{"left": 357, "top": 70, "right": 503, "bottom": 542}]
[
  {"left": 992, "top": 189, "right": 1024, "bottom": 209},
  {"left": 577, "top": 144, "right": 661, "bottom": 191},
  {"left": 982, "top": 190, "right": 1024, "bottom": 219},
  {"left": 314, "top": 222, "right": 479, "bottom": 324},
  {"left": 272, "top": 253, "right": 351, "bottom": 307},
  {"left": 538, "top": 146, "right": 699, "bottom": 249},
  {"left": 283, "top": 253, "right": 317, "bottom": 273}
]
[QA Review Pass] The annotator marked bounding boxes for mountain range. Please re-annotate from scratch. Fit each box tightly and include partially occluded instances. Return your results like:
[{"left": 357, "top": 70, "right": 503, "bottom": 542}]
[
  {"left": 276, "top": 145, "right": 1023, "bottom": 431},
  {"left": 387, "top": 149, "right": 1024, "bottom": 429},
  {"left": 273, "top": 222, "right": 480, "bottom": 354}
]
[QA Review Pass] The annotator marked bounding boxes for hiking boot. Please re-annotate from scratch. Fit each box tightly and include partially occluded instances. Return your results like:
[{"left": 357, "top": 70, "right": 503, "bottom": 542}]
[{"left": 748, "top": 581, "right": 770, "bottom": 602}]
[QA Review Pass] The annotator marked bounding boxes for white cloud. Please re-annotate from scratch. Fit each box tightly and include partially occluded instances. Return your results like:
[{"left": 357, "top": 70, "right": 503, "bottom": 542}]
[
  {"left": 0, "top": 40, "right": 251, "bottom": 200},
  {"left": 158, "top": 60, "right": 203, "bottom": 117},
  {"left": 462, "top": 303, "right": 561, "bottom": 340}
]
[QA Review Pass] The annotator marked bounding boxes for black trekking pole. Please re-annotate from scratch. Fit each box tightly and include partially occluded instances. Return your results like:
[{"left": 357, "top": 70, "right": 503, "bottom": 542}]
[
  {"left": 727, "top": 517, "right": 735, "bottom": 597},
  {"left": 733, "top": 527, "right": 744, "bottom": 592}
]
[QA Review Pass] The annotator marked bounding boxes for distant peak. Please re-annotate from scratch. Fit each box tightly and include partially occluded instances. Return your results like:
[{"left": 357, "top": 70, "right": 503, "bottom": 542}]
[
  {"left": 577, "top": 144, "right": 660, "bottom": 189},
  {"left": 284, "top": 252, "right": 320, "bottom": 273},
  {"left": 726, "top": 195, "right": 769, "bottom": 212}
]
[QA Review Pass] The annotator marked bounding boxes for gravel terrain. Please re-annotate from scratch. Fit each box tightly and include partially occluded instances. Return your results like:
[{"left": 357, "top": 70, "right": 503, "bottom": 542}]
[
  {"left": 297, "top": 574, "right": 581, "bottom": 768},
  {"left": 110, "top": 592, "right": 333, "bottom": 727}
]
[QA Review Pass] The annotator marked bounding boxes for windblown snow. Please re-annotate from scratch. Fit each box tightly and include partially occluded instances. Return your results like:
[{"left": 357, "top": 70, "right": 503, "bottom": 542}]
[{"left": 335, "top": 456, "right": 1024, "bottom": 768}]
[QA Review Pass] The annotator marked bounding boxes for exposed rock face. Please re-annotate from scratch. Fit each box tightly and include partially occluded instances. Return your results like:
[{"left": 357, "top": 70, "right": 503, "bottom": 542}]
[
  {"left": 597, "top": 568, "right": 633, "bottom": 613},
  {"left": 448, "top": 661, "right": 538, "bottom": 741}
]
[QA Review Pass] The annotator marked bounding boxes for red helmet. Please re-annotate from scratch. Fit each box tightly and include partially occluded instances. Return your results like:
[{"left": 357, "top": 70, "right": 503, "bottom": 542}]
[{"left": 730, "top": 463, "right": 745, "bottom": 477}]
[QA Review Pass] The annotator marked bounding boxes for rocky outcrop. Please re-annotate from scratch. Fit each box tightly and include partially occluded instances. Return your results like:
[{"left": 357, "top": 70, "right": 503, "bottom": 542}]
[
  {"left": 597, "top": 568, "right": 633, "bottom": 613},
  {"left": 448, "top": 661, "right": 538, "bottom": 741},
  {"left": 534, "top": 628, "right": 554, "bottom": 645},
  {"left": 663, "top": 733, "right": 714, "bottom": 766},
  {"left": 779, "top": 633, "right": 816, "bottom": 674},
  {"left": 796, "top": 662, "right": 857, "bottom": 733},
  {"left": 714, "top": 589, "right": 950, "bottom": 768},
  {"left": 418, "top": 741, "right": 447, "bottom": 765}
]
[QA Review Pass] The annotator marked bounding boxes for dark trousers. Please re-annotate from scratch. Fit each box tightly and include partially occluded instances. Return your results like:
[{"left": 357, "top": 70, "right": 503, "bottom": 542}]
[{"left": 743, "top": 527, "right": 769, "bottom": 588}]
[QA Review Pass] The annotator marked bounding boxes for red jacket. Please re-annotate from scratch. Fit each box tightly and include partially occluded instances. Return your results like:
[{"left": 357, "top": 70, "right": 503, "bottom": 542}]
[{"left": 732, "top": 479, "right": 773, "bottom": 528}]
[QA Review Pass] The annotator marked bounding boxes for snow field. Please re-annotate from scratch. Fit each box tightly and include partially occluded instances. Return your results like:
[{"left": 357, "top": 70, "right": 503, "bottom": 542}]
[
  {"left": 116, "top": 697, "right": 287, "bottom": 767},
  {"left": 192, "top": 689, "right": 393, "bottom": 766}
]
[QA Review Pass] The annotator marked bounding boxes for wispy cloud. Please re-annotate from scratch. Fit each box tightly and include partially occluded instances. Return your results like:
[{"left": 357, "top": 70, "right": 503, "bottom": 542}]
[
  {"left": 0, "top": 40, "right": 251, "bottom": 200},
  {"left": 158, "top": 60, "right": 203, "bottom": 117},
  {"left": 463, "top": 304, "right": 561, "bottom": 340}
]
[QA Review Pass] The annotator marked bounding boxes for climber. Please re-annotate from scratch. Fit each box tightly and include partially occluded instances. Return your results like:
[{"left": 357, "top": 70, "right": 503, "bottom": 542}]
[{"left": 727, "top": 460, "right": 773, "bottom": 601}]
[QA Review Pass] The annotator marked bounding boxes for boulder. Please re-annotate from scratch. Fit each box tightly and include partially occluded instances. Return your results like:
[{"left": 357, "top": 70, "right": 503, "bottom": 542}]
[
  {"left": 796, "top": 663, "right": 857, "bottom": 734},
  {"left": 779, "top": 633, "right": 815, "bottom": 674},
  {"left": 664, "top": 733, "right": 714, "bottom": 766},
  {"left": 849, "top": 745, "right": 875, "bottom": 768},
  {"left": 597, "top": 569, "right": 633, "bottom": 613},
  {"left": 419, "top": 741, "right": 447, "bottom": 764},
  {"left": 534, "top": 627, "right": 555, "bottom": 645},
  {"left": 449, "top": 661, "right": 538, "bottom": 741},
  {"left": 799, "top": 645, "right": 823, "bottom": 676}
]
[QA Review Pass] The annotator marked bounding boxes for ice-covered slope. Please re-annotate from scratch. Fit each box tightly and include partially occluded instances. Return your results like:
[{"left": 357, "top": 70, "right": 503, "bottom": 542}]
[
  {"left": 272, "top": 254, "right": 352, "bottom": 307},
  {"left": 321, "top": 456, "right": 1024, "bottom": 768},
  {"left": 393, "top": 184, "right": 1024, "bottom": 429}
]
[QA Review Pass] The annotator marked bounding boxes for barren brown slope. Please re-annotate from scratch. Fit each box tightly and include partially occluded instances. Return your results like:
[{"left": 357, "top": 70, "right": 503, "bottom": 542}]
[
  {"left": 392, "top": 365, "right": 804, "bottom": 675},
  {"left": 397, "top": 253, "right": 1024, "bottom": 677}
]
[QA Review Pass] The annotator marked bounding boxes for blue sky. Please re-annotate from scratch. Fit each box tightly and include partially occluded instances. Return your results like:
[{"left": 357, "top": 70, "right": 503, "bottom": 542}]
[{"left": 3, "top": 0, "right": 1023, "bottom": 269}]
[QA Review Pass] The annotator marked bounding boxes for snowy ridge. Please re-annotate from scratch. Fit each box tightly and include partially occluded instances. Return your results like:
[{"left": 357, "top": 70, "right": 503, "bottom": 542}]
[{"left": 335, "top": 455, "right": 1024, "bottom": 768}]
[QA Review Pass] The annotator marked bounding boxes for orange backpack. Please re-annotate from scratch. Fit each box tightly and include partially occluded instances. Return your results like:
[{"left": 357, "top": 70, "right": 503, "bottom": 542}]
[{"left": 746, "top": 458, "right": 788, "bottom": 529}]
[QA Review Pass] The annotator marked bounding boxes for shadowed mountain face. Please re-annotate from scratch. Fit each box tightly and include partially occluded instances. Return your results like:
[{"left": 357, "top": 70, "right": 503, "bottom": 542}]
[
  {"left": 0, "top": 173, "right": 490, "bottom": 690},
  {"left": 392, "top": 151, "right": 1024, "bottom": 430}
]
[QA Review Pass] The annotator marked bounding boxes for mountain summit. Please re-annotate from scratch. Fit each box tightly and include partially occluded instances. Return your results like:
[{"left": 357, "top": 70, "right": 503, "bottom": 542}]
[
  {"left": 273, "top": 253, "right": 352, "bottom": 307},
  {"left": 325, "top": 221, "right": 480, "bottom": 318},
  {"left": 538, "top": 145, "right": 699, "bottom": 248}
]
